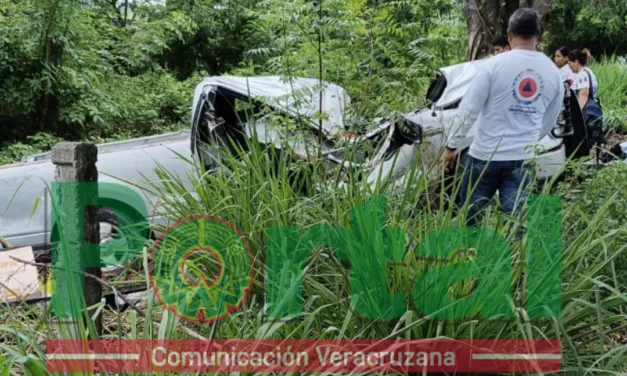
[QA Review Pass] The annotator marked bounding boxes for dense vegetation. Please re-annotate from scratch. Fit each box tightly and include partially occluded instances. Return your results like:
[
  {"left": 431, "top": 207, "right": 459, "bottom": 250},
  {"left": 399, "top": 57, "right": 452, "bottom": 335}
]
[
  {"left": 0, "top": 0, "right": 625, "bottom": 375},
  {"left": 1, "top": 133, "right": 626, "bottom": 375},
  {"left": 547, "top": 0, "right": 627, "bottom": 56},
  {"left": 1, "top": 0, "right": 626, "bottom": 164}
]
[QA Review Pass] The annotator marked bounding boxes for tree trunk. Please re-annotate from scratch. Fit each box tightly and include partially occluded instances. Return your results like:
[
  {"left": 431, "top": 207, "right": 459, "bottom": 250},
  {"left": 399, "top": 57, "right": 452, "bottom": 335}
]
[{"left": 465, "top": 0, "right": 554, "bottom": 60}]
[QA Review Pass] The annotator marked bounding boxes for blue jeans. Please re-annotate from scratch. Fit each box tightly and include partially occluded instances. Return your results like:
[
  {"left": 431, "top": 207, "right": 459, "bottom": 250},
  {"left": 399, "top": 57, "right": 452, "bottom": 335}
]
[{"left": 459, "top": 156, "right": 534, "bottom": 228}]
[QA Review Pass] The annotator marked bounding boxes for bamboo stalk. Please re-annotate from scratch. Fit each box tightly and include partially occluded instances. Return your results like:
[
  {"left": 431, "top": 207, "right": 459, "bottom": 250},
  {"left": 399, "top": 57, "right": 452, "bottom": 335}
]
[{"left": 0, "top": 236, "right": 13, "bottom": 249}]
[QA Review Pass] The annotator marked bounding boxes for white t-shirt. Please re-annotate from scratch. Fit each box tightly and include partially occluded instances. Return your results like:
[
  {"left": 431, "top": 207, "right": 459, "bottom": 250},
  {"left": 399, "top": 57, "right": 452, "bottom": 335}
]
[
  {"left": 560, "top": 65, "right": 576, "bottom": 88},
  {"left": 574, "top": 67, "right": 599, "bottom": 99},
  {"left": 447, "top": 49, "right": 564, "bottom": 161}
]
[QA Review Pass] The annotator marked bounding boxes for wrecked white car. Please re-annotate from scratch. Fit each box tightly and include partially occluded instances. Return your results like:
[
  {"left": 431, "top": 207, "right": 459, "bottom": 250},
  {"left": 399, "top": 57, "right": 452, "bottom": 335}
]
[
  {"left": 190, "top": 64, "right": 587, "bottom": 191},
  {"left": 0, "top": 76, "right": 423, "bottom": 259},
  {"left": 190, "top": 75, "right": 424, "bottom": 190}
]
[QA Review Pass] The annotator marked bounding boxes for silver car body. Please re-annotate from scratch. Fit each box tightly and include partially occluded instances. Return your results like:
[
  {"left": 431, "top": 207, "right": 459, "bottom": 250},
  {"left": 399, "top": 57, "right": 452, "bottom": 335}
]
[{"left": 0, "top": 131, "right": 194, "bottom": 251}]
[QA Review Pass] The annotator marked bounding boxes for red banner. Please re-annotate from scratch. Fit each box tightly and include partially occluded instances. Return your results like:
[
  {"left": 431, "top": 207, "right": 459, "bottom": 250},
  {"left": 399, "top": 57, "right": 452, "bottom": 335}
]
[{"left": 47, "top": 339, "right": 561, "bottom": 373}]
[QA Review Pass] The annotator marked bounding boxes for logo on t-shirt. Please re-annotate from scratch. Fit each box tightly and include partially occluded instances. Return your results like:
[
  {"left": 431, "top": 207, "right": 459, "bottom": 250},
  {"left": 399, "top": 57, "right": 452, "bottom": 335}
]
[
  {"left": 510, "top": 69, "right": 545, "bottom": 114},
  {"left": 518, "top": 78, "right": 538, "bottom": 99}
]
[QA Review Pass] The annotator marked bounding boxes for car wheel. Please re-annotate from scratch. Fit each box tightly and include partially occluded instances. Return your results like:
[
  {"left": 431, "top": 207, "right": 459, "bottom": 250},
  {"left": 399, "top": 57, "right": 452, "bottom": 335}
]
[{"left": 98, "top": 208, "right": 147, "bottom": 275}]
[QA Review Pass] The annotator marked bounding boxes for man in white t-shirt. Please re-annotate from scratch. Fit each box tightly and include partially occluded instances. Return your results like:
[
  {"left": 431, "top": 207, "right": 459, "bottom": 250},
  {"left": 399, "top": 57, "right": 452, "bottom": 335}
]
[
  {"left": 440, "top": 8, "right": 564, "bottom": 227},
  {"left": 554, "top": 46, "right": 576, "bottom": 88}
]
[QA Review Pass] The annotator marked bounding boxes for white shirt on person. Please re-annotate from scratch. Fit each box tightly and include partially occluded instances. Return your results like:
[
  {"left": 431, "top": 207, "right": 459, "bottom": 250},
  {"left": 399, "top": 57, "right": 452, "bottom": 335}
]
[
  {"left": 574, "top": 67, "right": 599, "bottom": 99},
  {"left": 560, "top": 64, "right": 576, "bottom": 88},
  {"left": 447, "top": 49, "right": 565, "bottom": 161}
]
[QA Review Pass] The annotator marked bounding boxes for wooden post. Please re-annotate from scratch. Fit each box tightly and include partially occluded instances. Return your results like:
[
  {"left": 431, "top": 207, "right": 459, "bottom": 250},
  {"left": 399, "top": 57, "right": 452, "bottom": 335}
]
[{"left": 51, "top": 143, "right": 102, "bottom": 336}]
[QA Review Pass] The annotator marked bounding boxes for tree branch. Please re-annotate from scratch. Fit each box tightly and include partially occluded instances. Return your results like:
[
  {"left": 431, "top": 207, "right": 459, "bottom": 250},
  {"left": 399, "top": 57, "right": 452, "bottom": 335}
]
[
  {"left": 9, "top": 256, "right": 146, "bottom": 318},
  {"left": 9, "top": 256, "right": 209, "bottom": 340}
]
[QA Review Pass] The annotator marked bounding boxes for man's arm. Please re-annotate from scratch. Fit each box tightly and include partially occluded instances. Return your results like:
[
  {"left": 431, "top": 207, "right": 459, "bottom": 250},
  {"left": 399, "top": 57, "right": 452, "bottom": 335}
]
[
  {"left": 540, "top": 81, "right": 566, "bottom": 140},
  {"left": 446, "top": 66, "right": 492, "bottom": 151}
]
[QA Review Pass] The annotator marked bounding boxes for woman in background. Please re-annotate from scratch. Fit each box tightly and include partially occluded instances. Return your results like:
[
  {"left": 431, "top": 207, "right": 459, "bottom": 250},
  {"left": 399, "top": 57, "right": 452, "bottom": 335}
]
[
  {"left": 568, "top": 49, "right": 604, "bottom": 150},
  {"left": 568, "top": 49, "right": 600, "bottom": 111},
  {"left": 554, "top": 47, "right": 576, "bottom": 88}
]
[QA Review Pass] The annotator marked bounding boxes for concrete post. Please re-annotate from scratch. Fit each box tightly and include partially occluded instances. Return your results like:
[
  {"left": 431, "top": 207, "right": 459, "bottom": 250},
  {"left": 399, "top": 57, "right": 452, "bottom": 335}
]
[{"left": 51, "top": 143, "right": 102, "bottom": 336}]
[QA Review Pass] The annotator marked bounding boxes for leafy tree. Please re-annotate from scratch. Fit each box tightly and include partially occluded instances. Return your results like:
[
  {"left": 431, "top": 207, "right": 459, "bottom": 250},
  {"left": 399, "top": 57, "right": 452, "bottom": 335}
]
[
  {"left": 545, "top": 0, "right": 627, "bottom": 57},
  {"left": 245, "top": 0, "right": 467, "bottom": 123},
  {"left": 0, "top": 0, "right": 194, "bottom": 143},
  {"left": 464, "top": 0, "right": 553, "bottom": 60},
  {"left": 2, "top": 0, "right": 624, "bottom": 166},
  {"left": 159, "top": 0, "right": 260, "bottom": 80}
]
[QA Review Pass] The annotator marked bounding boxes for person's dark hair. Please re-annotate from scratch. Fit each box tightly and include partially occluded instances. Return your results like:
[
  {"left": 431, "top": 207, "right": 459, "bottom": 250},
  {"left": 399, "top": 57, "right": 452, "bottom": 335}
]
[
  {"left": 557, "top": 46, "right": 569, "bottom": 56},
  {"left": 508, "top": 8, "right": 541, "bottom": 39},
  {"left": 492, "top": 35, "right": 510, "bottom": 48},
  {"left": 568, "top": 49, "right": 588, "bottom": 66}
]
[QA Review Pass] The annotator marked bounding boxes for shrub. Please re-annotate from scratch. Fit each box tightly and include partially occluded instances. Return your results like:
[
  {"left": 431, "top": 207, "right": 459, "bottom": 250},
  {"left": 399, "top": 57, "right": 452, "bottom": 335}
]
[
  {"left": 593, "top": 58, "right": 627, "bottom": 133},
  {"left": 0, "top": 133, "right": 62, "bottom": 165},
  {"left": 137, "top": 137, "right": 627, "bottom": 374},
  {"left": 94, "top": 70, "right": 201, "bottom": 140},
  {"left": 0, "top": 71, "right": 199, "bottom": 164},
  {"left": 557, "top": 161, "right": 627, "bottom": 283}
]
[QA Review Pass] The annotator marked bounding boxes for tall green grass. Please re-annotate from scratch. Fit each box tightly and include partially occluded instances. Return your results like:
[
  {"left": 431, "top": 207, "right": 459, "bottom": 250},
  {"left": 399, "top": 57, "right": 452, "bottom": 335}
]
[
  {"left": 592, "top": 57, "right": 627, "bottom": 133},
  {"left": 0, "top": 134, "right": 625, "bottom": 375},
  {"left": 141, "top": 135, "right": 626, "bottom": 374}
]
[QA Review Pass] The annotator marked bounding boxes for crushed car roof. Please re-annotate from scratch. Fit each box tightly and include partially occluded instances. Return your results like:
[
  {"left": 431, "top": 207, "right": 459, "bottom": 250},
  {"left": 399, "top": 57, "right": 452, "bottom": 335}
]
[
  {"left": 436, "top": 59, "right": 488, "bottom": 108},
  {"left": 192, "top": 75, "right": 351, "bottom": 136}
]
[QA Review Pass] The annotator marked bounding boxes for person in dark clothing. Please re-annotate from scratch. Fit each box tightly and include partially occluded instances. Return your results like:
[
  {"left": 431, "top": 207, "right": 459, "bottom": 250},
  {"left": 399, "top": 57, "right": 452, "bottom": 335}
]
[{"left": 492, "top": 35, "right": 511, "bottom": 55}]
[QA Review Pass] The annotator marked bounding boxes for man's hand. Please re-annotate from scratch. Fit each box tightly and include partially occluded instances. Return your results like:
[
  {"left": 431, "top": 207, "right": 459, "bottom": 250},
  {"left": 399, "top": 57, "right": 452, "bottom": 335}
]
[{"left": 440, "top": 148, "right": 457, "bottom": 174}]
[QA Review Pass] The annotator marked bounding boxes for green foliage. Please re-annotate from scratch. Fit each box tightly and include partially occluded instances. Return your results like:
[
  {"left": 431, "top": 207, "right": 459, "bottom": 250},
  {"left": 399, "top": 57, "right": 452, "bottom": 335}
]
[
  {"left": 0, "top": 0, "right": 195, "bottom": 143},
  {"left": 90, "top": 70, "right": 201, "bottom": 139},
  {"left": 547, "top": 0, "right": 627, "bottom": 57},
  {"left": 132, "top": 138, "right": 626, "bottom": 374},
  {"left": 0, "top": 133, "right": 62, "bottom": 165},
  {"left": 557, "top": 161, "right": 627, "bottom": 282},
  {"left": 81, "top": 2, "right": 196, "bottom": 76},
  {"left": 1, "top": 0, "right": 471, "bottom": 164},
  {"left": 592, "top": 58, "right": 627, "bottom": 132},
  {"left": 245, "top": 0, "right": 467, "bottom": 122},
  {"left": 2, "top": 0, "right": 626, "bottom": 160},
  {"left": 0, "top": 0, "right": 626, "bottom": 373},
  {"left": 161, "top": 0, "right": 260, "bottom": 80}
]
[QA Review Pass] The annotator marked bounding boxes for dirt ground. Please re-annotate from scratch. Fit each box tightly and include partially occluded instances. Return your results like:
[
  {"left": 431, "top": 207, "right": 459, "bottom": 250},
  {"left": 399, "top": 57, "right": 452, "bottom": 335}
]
[
  {"left": 588, "top": 130, "right": 627, "bottom": 160},
  {"left": 606, "top": 131, "right": 627, "bottom": 146}
]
